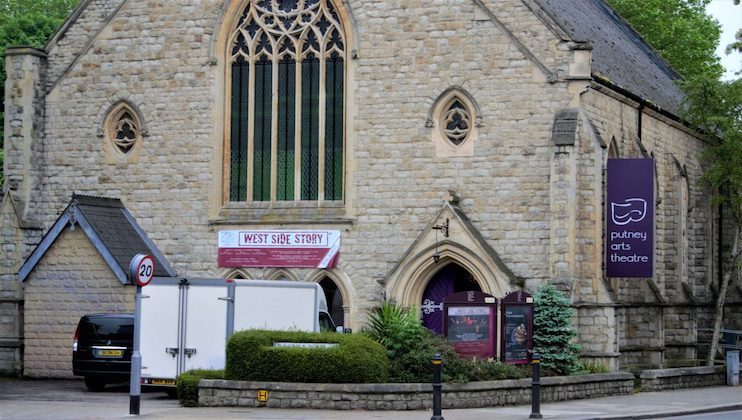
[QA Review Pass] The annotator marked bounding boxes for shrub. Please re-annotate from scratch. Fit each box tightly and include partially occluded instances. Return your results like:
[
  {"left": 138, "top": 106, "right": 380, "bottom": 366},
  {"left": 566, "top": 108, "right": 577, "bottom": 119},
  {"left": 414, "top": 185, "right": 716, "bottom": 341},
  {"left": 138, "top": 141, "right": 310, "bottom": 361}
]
[
  {"left": 366, "top": 302, "right": 426, "bottom": 359},
  {"left": 385, "top": 330, "right": 470, "bottom": 383},
  {"left": 176, "top": 369, "right": 223, "bottom": 407},
  {"left": 465, "top": 357, "right": 528, "bottom": 381},
  {"left": 532, "top": 283, "right": 581, "bottom": 375},
  {"left": 225, "top": 330, "right": 388, "bottom": 383},
  {"left": 577, "top": 359, "right": 611, "bottom": 374},
  {"left": 365, "top": 302, "right": 526, "bottom": 383}
]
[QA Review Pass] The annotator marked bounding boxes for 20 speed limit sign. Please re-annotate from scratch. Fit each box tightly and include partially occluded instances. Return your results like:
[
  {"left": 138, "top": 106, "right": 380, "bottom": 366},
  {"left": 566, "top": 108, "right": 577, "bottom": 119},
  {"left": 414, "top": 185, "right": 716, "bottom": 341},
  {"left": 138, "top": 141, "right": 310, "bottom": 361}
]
[{"left": 129, "top": 254, "right": 155, "bottom": 287}]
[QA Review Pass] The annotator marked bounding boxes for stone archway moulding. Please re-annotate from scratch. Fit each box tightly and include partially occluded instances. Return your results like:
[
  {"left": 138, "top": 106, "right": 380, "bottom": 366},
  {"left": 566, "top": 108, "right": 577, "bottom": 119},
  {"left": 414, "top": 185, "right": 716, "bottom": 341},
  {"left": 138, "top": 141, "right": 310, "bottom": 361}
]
[
  {"left": 384, "top": 199, "right": 518, "bottom": 308},
  {"left": 307, "top": 269, "right": 355, "bottom": 329}
]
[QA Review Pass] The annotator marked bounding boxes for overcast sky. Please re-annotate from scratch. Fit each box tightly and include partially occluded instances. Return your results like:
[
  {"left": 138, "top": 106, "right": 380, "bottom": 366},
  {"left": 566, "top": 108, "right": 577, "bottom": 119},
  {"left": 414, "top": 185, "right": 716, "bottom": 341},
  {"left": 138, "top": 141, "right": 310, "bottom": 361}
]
[{"left": 707, "top": 0, "right": 742, "bottom": 80}]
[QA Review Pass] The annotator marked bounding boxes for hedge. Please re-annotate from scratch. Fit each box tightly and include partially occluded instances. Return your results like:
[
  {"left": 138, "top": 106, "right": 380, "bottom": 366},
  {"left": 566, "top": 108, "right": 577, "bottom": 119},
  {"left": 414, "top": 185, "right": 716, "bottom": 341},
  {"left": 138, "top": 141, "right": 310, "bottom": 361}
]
[
  {"left": 226, "top": 330, "right": 389, "bottom": 383},
  {"left": 176, "top": 369, "right": 224, "bottom": 407}
]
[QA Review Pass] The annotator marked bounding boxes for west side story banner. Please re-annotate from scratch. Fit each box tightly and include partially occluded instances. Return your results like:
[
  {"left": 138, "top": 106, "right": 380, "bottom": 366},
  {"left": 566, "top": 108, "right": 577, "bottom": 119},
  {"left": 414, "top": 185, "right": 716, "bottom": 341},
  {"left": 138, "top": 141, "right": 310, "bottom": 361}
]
[
  {"left": 606, "top": 158, "right": 654, "bottom": 277},
  {"left": 218, "top": 230, "right": 341, "bottom": 268}
]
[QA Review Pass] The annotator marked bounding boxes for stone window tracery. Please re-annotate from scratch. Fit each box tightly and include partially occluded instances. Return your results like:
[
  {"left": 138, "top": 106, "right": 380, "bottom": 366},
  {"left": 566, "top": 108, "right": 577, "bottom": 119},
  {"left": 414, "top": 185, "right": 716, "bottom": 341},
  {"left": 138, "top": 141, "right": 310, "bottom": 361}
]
[
  {"left": 430, "top": 88, "right": 479, "bottom": 156},
  {"left": 102, "top": 102, "right": 143, "bottom": 160},
  {"left": 227, "top": 0, "right": 346, "bottom": 203},
  {"left": 112, "top": 111, "right": 138, "bottom": 154},
  {"left": 442, "top": 100, "right": 472, "bottom": 146}
]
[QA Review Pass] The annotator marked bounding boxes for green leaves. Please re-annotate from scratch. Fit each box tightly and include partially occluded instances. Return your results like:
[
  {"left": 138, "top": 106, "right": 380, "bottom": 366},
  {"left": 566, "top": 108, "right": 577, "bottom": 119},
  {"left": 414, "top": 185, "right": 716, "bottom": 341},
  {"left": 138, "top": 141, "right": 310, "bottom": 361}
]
[
  {"left": 366, "top": 302, "right": 425, "bottom": 359},
  {"left": 225, "top": 330, "right": 389, "bottom": 383},
  {"left": 606, "top": 0, "right": 724, "bottom": 81},
  {"left": 680, "top": 77, "right": 742, "bottom": 224},
  {"left": 0, "top": 0, "right": 79, "bottom": 177},
  {"left": 532, "top": 283, "right": 581, "bottom": 375}
]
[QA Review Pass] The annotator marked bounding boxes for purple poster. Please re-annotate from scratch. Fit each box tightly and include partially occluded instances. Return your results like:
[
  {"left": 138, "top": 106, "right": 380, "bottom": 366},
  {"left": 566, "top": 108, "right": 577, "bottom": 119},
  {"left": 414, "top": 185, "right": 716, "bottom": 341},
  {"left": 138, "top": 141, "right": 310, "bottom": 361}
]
[{"left": 606, "top": 158, "right": 654, "bottom": 277}]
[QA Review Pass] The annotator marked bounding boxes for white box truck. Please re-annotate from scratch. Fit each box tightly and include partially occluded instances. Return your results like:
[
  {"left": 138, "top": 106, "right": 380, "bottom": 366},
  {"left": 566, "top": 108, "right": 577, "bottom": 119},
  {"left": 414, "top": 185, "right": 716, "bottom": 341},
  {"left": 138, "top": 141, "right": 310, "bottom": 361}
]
[{"left": 139, "top": 278, "right": 337, "bottom": 389}]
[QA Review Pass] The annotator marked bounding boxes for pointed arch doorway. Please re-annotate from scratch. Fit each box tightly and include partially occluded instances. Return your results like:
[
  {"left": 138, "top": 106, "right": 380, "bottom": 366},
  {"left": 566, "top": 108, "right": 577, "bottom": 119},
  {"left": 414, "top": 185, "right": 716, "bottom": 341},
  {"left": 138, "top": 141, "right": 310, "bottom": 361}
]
[
  {"left": 319, "top": 277, "right": 344, "bottom": 328},
  {"left": 421, "top": 263, "right": 481, "bottom": 334}
]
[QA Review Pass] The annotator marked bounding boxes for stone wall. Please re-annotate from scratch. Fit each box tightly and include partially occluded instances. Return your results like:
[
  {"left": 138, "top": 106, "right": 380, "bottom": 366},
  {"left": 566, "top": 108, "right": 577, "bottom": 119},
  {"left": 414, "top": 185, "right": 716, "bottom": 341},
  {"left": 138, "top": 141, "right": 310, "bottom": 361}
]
[
  {"left": 2, "top": 0, "right": 739, "bottom": 377},
  {"left": 26, "top": 0, "right": 577, "bottom": 328},
  {"left": 199, "top": 373, "right": 635, "bottom": 410},
  {"left": 22, "top": 227, "right": 134, "bottom": 378},
  {"left": 638, "top": 366, "right": 726, "bottom": 391},
  {"left": 576, "top": 86, "right": 740, "bottom": 369}
]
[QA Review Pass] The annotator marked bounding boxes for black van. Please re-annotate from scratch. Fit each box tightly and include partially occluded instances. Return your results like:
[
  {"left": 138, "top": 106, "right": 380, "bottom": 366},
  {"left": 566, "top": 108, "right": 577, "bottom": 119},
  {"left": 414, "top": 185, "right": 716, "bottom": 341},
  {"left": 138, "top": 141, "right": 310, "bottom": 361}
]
[{"left": 72, "top": 313, "right": 134, "bottom": 391}]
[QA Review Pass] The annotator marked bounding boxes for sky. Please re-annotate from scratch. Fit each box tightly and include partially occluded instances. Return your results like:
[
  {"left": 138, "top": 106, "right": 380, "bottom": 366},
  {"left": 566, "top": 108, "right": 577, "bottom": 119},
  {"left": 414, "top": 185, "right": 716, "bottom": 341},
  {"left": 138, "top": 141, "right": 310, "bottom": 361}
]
[{"left": 707, "top": 0, "right": 742, "bottom": 80}]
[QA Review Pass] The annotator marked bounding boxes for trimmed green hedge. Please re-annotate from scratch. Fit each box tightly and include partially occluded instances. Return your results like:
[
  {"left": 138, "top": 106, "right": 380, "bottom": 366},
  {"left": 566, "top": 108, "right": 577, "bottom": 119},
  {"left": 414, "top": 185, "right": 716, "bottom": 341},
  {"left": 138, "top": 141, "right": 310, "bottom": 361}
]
[
  {"left": 226, "top": 330, "right": 389, "bottom": 383},
  {"left": 176, "top": 369, "right": 224, "bottom": 407}
]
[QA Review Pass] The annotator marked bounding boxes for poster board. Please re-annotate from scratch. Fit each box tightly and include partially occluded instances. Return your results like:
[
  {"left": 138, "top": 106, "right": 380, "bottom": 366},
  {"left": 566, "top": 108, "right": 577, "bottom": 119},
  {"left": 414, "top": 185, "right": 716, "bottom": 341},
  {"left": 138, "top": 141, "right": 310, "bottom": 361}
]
[
  {"left": 443, "top": 291, "right": 497, "bottom": 358},
  {"left": 500, "top": 291, "right": 533, "bottom": 364}
]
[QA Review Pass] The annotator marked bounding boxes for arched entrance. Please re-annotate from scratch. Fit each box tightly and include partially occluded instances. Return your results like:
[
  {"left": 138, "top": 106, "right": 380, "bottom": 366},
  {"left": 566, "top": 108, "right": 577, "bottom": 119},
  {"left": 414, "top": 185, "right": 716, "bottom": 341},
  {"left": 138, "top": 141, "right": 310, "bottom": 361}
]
[
  {"left": 319, "top": 277, "right": 344, "bottom": 327},
  {"left": 421, "top": 263, "right": 481, "bottom": 334}
]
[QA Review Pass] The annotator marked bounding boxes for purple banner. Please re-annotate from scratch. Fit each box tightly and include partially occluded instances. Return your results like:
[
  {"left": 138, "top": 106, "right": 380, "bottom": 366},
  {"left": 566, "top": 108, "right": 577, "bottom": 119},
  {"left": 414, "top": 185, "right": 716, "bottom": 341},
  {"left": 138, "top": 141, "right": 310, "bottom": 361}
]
[{"left": 606, "top": 158, "right": 654, "bottom": 277}]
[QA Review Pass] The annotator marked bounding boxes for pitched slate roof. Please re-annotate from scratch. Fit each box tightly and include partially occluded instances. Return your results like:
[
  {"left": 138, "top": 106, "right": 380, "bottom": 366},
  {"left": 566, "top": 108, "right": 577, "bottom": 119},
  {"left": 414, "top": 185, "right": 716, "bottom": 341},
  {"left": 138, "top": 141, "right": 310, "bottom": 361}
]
[
  {"left": 534, "top": 0, "right": 683, "bottom": 115},
  {"left": 19, "top": 194, "right": 176, "bottom": 283}
]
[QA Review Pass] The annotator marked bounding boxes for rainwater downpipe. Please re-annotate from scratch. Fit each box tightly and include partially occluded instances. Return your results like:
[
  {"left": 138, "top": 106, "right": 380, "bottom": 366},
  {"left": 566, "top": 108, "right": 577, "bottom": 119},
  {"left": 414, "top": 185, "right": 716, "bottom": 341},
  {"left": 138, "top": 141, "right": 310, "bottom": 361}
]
[{"left": 637, "top": 103, "right": 643, "bottom": 144}]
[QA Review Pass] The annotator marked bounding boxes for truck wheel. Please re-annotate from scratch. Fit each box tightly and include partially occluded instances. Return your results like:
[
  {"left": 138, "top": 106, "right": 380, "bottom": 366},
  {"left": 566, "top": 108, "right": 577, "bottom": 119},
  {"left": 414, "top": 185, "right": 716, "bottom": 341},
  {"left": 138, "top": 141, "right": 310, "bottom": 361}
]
[
  {"left": 166, "top": 388, "right": 178, "bottom": 398},
  {"left": 84, "top": 376, "right": 106, "bottom": 392}
]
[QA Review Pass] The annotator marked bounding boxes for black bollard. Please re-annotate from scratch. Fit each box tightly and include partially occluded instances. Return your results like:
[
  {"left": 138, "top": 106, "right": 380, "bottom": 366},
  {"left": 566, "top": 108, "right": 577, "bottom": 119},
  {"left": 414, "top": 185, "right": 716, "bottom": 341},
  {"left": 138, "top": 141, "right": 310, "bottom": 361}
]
[
  {"left": 431, "top": 353, "right": 444, "bottom": 420},
  {"left": 530, "top": 353, "right": 543, "bottom": 419}
]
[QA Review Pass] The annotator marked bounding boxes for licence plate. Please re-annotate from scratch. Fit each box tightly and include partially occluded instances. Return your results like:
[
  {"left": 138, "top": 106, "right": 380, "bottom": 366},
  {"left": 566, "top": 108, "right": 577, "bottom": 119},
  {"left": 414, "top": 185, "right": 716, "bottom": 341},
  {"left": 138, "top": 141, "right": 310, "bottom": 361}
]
[
  {"left": 96, "top": 349, "right": 123, "bottom": 357},
  {"left": 150, "top": 379, "right": 176, "bottom": 386}
]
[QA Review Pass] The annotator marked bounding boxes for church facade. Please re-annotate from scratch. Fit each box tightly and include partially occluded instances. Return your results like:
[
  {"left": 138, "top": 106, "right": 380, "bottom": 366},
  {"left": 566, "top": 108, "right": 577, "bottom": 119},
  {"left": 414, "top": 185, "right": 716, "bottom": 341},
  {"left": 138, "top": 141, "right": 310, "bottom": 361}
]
[{"left": 2, "top": 0, "right": 739, "bottom": 376}]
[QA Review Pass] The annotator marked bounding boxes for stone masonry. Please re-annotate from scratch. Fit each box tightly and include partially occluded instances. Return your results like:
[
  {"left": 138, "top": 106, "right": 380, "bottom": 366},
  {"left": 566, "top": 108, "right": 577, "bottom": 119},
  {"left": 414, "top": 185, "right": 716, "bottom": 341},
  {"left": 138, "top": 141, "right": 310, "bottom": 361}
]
[
  {"left": 1, "top": 0, "right": 740, "bottom": 375},
  {"left": 23, "top": 227, "right": 134, "bottom": 378}
]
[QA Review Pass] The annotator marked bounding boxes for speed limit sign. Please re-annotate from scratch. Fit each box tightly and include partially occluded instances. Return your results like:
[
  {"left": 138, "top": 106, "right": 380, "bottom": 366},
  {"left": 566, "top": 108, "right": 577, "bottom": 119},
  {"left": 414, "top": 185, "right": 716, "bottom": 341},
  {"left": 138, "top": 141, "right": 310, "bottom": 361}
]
[{"left": 129, "top": 254, "right": 155, "bottom": 287}]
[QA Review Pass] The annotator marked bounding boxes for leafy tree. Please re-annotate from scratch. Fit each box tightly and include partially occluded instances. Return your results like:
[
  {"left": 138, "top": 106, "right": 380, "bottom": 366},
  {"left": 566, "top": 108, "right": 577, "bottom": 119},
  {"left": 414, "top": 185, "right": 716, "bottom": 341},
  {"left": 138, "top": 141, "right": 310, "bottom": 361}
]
[
  {"left": 606, "top": 0, "right": 742, "bottom": 368},
  {"left": 0, "top": 0, "right": 79, "bottom": 187},
  {"left": 606, "top": 0, "right": 724, "bottom": 81},
  {"left": 679, "top": 76, "right": 742, "bottom": 364},
  {"left": 532, "top": 283, "right": 581, "bottom": 375},
  {"left": 726, "top": 0, "right": 741, "bottom": 60}
]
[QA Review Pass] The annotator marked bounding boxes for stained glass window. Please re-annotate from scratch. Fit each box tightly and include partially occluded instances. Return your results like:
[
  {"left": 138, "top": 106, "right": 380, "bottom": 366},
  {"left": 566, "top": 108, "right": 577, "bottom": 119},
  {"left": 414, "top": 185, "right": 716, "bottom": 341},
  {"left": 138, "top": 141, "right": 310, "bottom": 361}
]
[{"left": 229, "top": 0, "right": 345, "bottom": 203}]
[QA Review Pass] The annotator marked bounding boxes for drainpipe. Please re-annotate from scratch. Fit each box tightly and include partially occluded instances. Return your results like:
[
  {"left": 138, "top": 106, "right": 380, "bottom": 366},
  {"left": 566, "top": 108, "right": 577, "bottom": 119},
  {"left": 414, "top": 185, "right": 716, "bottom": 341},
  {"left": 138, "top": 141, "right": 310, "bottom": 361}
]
[{"left": 637, "top": 103, "right": 643, "bottom": 143}]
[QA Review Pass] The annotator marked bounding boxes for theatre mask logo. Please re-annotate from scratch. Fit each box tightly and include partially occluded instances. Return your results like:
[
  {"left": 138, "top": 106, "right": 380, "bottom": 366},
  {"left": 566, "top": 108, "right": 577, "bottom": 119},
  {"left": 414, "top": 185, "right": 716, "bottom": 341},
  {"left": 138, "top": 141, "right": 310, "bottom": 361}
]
[{"left": 606, "top": 159, "right": 654, "bottom": 277}]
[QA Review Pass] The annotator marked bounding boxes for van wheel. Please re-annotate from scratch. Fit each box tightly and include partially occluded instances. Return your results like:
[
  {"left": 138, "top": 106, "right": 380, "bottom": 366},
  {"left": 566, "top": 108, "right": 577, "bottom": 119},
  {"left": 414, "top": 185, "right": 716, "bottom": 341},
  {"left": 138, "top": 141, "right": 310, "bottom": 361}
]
[{"left": 84, "top": 377, "right": 106, "bottom": 392}]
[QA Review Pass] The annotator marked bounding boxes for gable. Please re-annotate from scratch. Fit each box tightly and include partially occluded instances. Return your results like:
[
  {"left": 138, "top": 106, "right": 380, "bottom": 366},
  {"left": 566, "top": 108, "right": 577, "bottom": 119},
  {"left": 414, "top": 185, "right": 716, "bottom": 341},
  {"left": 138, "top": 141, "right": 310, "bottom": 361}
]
[{"left": 18, "top": 194, "right": 176, "bottom": 284}]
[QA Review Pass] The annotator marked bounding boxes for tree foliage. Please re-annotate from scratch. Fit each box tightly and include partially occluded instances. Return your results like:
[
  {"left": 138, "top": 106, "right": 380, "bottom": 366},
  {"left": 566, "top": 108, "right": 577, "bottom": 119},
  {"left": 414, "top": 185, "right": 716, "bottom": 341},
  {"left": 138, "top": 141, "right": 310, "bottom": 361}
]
[
  {"left": 532, "top": 283, "right": 581, "bottom": 375},
  {"left": 680, "top": 76, "right": 742, "bottom": 364},
  {"left": 727, "top": 0, "right": 742, "bottom": 58},
  {"left": 607, "top": 0, "right": 742, "bottom": 367},
  {"left": 0, "top": 0, "right": 79, "bottom": 186},
  {"left": 606, "top": 0, "right": 724, "bottom": 81}
]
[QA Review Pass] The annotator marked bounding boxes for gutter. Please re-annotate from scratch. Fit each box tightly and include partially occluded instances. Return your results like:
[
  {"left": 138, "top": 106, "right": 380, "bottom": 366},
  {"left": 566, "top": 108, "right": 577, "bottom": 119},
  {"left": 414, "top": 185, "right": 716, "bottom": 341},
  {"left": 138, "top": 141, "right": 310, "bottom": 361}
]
[{"left": 592, "top": 73, "right": 683, "bottom": 125}]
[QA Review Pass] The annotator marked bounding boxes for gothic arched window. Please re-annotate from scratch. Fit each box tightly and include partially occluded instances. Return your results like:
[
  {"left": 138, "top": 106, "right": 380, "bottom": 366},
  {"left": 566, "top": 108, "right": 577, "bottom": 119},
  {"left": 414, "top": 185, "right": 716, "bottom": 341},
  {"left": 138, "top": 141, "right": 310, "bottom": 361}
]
[
  {"left": 228, "top": 0, "right": 345, "bottom": 203},
  {"left": 104, "top": 103, "right": 142, "bottom": 157}
]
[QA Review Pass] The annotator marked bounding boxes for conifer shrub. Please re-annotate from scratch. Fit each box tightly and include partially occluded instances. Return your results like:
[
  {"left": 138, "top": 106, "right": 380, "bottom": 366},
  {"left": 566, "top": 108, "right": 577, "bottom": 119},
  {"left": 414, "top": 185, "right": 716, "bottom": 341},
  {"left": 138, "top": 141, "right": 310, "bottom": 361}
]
[
  {"left": 532, "top": 283, "right": 581, "bottom": 375},
  {"left": 225, "top": 330, "right": 388, "bottom": 383}
]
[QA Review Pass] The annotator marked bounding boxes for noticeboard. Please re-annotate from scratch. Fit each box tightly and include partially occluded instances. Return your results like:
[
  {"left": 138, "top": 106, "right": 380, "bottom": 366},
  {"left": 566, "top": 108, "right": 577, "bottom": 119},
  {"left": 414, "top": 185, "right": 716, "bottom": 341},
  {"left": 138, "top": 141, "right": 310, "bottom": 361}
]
[
  {"left": 500, "top": 291, "right": 533, "bottom": 364},
  {"left": 443, "top": 291, "right": 497, "bottom": 358}
]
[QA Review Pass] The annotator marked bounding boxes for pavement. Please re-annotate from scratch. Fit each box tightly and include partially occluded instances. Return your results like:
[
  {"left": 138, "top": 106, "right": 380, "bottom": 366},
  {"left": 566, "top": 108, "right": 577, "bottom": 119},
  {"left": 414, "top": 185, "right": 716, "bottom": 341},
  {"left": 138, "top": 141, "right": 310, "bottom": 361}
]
[{"left": 0, "top": 379, "right": 740, "bottom": 419}]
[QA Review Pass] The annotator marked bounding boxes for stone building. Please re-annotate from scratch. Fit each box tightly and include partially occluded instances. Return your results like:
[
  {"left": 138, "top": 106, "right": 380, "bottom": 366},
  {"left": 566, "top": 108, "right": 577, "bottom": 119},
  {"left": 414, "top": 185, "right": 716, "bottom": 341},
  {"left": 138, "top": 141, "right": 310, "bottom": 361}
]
[{"left": 1, "top": 0, "right": 740, "bottom": 376}]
